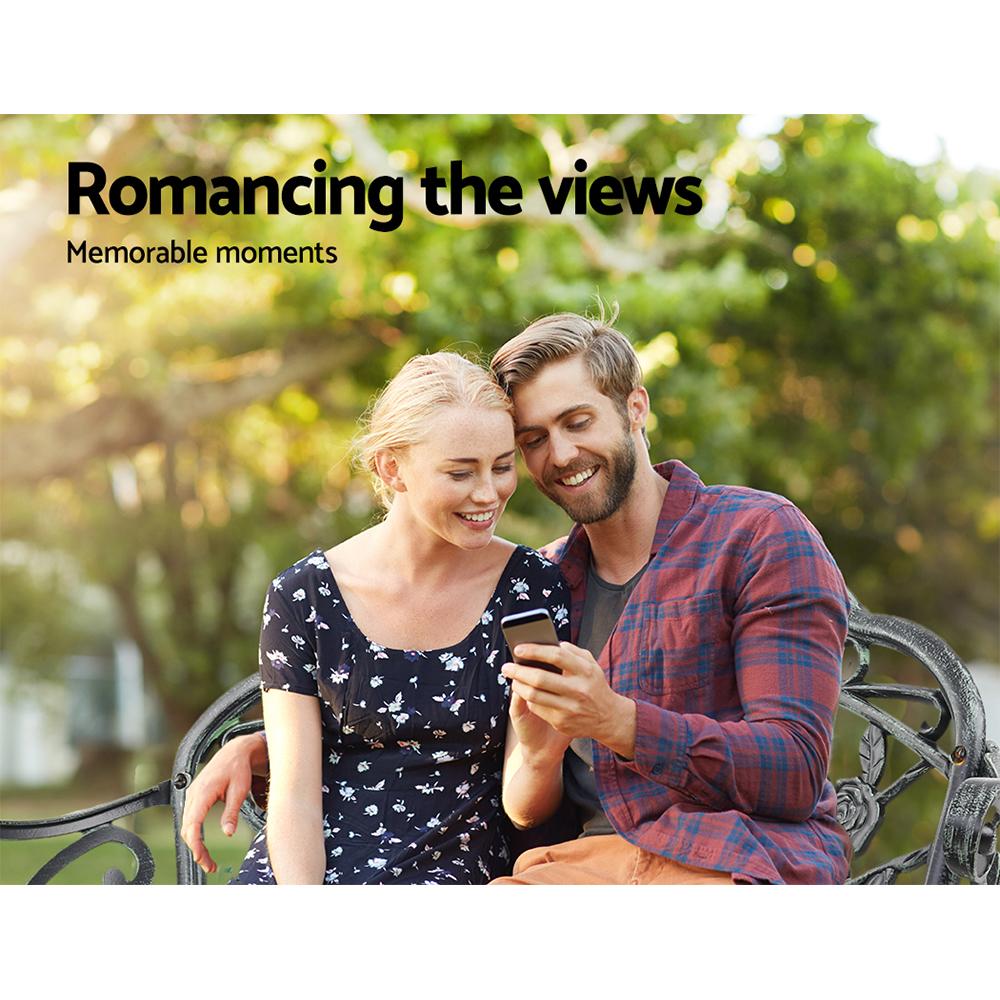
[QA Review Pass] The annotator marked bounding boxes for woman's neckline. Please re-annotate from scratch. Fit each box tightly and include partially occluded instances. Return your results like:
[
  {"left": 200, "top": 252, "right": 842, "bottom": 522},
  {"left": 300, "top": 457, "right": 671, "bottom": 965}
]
[{"left": 310, "top": 544, "right": 524, "bottom": 655}]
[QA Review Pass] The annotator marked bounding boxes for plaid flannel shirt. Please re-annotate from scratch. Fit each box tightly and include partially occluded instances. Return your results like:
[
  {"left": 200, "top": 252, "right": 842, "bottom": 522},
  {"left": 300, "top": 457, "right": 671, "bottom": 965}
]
[{"left": 542, "top": 460, "right": 852, "bottom": 884}]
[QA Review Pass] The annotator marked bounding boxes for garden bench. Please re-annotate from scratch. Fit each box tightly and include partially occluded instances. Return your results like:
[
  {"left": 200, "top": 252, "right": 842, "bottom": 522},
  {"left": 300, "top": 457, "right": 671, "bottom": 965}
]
[{"left": 3, "top": 594, "right": 997, "bottom": 884}]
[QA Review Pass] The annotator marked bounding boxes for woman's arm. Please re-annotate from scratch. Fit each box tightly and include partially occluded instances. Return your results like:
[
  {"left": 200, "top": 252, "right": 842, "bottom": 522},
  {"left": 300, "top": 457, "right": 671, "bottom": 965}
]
[
  {"left": 501, "top": 689, "right": 569, "bottom": 829},
  {"left": 501, "top": 556, "right": 574, "bottom": 828},
  {"left": 262, "top": 689, "right": 325, "bottom": 884}
]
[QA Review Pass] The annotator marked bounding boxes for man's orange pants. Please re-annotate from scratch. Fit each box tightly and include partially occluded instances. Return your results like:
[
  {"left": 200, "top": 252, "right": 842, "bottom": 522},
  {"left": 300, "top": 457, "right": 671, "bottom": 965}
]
[{"left": 491, "top": 833, "right": 736, "bottom": 884}]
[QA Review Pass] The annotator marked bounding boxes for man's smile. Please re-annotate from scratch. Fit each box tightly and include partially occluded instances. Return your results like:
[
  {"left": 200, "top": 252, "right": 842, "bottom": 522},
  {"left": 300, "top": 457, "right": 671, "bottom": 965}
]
[{"left": 555, "top": 465, "right": 599, "bottom": 489}]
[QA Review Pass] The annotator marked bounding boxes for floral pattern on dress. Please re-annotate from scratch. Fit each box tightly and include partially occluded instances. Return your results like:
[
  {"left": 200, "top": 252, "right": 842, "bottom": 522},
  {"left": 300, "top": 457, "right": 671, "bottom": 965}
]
[{"left": 232, "top": 544, "right": 570, "bottom": 885}]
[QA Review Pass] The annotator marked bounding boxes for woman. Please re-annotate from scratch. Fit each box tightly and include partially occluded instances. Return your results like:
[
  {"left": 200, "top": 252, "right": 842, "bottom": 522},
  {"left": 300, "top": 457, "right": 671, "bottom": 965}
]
[{"left": 230, "top": 352, "right": 569, "bottom": 884}]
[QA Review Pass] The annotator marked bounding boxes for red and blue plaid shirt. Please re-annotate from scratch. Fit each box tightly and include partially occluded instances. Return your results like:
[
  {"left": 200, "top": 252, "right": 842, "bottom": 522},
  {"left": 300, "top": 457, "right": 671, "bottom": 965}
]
[{"left": 543, "top": 460, "right": 852, "bottom": 884}]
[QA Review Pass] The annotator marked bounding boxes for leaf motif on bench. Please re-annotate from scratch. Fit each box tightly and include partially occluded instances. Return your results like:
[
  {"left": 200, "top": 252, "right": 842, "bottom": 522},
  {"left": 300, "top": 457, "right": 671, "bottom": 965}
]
[
  {"left": 858, "top": 723, "right": 886, "bottom": 788},
  {"left": 851, "top": 847, "right": 929, "bottom": 885}
]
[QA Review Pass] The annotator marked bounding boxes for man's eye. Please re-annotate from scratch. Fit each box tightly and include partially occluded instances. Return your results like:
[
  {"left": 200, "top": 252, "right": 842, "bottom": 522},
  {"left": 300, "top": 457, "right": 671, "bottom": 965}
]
[
  {"left": 568, "top": 419, "right": 590, "bottom": 431},
  {"left": 522, "top": 437, "right": 544, "bottom": 450}
]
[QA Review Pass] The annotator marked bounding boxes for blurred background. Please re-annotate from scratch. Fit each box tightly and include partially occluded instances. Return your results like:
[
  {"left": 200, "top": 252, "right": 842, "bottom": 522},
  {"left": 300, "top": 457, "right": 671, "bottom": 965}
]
[{"left": 1, "top": 113, "right": 997, "bottom": 882}]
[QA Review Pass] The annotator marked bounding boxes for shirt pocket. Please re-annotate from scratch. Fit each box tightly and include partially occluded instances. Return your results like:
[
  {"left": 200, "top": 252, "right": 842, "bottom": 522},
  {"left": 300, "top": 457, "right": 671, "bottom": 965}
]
[{"left": 637, "top": 595, "right": 730, "bottom": 696}]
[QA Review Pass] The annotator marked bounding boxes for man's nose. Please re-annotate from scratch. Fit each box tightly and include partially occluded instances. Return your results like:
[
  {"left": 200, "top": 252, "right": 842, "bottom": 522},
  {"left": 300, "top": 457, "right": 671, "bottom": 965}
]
[{"left": 548, "top": 431, "right": 578, "bottom": 470}]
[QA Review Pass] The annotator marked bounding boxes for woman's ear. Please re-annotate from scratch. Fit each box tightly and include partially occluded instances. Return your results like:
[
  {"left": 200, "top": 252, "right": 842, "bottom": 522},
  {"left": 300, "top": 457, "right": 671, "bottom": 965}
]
[{"left": 374, "top": 450, "right": 406, "bottom": 494}]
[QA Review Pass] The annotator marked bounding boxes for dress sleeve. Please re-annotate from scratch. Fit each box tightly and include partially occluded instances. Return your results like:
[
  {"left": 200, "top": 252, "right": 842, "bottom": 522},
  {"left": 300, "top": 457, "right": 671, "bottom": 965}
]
[
  {"left": 523, "top": 548, "right": 572, "bottom": 642},
  {"left": 548, "top": 573, "right": 571, "bottom": 644},
  {"left": 258, "top": 577, "right": 319, "bottom": 696}
]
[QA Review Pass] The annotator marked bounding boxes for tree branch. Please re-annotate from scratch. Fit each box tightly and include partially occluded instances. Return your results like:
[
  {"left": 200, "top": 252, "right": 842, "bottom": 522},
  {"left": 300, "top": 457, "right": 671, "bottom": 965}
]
[
  {"left": 0, "top": 116, "right": 154, "bottom": 273},
  {"left": 2, "top": 332, "right": 374, "bottom": 485},
  {"left": 330, "top": 114, "right": 790, "bottom": 274}
]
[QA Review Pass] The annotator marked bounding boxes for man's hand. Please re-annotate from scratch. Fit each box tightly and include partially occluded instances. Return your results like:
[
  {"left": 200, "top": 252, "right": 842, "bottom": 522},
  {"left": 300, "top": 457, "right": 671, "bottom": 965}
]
[
  {"left": 180, "top": 732, "right": 268, "bottom": 875},
  {"left": 501, "top": 642, "right": 638, "bottom": 759}
]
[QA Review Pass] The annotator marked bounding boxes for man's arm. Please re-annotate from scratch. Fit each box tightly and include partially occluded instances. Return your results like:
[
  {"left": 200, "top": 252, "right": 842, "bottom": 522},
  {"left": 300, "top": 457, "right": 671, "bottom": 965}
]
[
  {"left": 180, "top": 731, "right": 270, "bottom": 875},
  {"left": 504, "top": 504, "right": 847, "bottom": 823},
  {"left": 622, "top": 503, "right": 848, "bottom": 821}
]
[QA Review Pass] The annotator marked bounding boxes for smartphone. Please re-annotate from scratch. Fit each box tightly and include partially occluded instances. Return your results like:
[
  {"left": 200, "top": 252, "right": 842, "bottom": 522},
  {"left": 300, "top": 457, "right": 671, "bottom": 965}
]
[{"left": 500, "top": 608, "right": 562, "bottom": 674}]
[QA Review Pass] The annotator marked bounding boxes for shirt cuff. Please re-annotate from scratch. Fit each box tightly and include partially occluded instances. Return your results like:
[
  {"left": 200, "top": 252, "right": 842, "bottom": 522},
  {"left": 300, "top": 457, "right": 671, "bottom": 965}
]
[{"left": 622, "top": 698, "right": 691, "bottom": 789}]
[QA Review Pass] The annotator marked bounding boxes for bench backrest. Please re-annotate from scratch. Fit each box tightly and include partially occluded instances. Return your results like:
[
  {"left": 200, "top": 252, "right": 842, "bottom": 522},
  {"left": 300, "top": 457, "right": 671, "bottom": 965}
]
[{"left": 3, "top": 598, "right": 997, "bottom": 884}]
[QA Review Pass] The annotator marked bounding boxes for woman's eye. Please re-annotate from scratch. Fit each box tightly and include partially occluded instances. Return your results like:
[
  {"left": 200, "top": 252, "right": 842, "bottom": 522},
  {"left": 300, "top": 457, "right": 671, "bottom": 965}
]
[
  {"left": 493, "top": 465, "right": 514, "bottom": 475},
  {"left": 448, "top": 472, "right": 472, "bottom": 481}
]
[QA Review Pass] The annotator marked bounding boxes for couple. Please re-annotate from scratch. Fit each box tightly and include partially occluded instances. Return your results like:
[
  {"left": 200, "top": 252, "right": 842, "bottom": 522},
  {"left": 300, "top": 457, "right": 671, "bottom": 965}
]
[{"left": 180, "top": 307, "right": 853, "bottom": 884}]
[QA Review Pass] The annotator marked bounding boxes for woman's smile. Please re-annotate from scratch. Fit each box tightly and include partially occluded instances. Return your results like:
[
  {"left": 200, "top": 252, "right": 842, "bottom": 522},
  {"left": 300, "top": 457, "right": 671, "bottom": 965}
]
[{"left": 455, "top": 508, "right": 498, "bottom": 529}]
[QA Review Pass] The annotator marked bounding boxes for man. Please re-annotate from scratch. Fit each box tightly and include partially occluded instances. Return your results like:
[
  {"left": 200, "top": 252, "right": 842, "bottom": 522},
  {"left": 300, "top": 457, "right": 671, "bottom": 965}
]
[{"left": 181, "top": 308, "right": 851, "bottom": 884}]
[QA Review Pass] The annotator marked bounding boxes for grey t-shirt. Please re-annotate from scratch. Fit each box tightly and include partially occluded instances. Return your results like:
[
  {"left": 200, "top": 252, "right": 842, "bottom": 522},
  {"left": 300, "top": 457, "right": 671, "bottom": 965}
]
[{"left": 563, "top": 559, "right": 648, "bottom": 836}]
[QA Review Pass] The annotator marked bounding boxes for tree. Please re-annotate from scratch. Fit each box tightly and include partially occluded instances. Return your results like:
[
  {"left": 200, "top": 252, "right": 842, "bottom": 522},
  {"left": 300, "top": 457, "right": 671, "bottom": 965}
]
[{"left": 1, "top": 114, "right": 996, "bottom": 738}]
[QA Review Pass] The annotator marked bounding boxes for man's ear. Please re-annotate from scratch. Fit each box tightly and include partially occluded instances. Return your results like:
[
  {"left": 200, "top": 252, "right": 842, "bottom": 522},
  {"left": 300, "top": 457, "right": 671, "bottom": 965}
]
[
  {"left": 627, "top": 387, "right": 650, "bottom": 431},
  {"left": 374, "top": 450, "right": 406, "bottom": 494}
]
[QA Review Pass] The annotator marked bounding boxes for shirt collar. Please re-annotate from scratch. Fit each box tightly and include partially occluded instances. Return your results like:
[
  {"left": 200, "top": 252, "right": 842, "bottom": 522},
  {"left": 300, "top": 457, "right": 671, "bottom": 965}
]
[{"left": 556, "top": 459, "right": 702, "bottom": 587}]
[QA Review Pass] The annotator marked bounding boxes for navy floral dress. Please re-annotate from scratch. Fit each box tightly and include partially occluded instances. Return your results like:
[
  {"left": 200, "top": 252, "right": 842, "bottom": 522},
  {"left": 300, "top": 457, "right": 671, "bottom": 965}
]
[{"left": 231, "top": 544, "right": 570, "bottom": 885}]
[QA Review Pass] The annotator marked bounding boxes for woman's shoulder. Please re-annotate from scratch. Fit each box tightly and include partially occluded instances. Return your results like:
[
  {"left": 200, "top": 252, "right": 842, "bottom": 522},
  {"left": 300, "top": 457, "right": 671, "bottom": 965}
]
[
  {"left": 267, "top": 549, "right": 333, "bottom": 603},
  {"left": 270, "top": 523, "right": 384, "bottom": 591},
  {"left": 495, "top": 539, "right": 566, "bottom": 586},
  {"left": 321, "top": 527, "right": 383, "bottom": 587},
  {"left": 492, "top": 541, "right": 569, "bottom": 629}
]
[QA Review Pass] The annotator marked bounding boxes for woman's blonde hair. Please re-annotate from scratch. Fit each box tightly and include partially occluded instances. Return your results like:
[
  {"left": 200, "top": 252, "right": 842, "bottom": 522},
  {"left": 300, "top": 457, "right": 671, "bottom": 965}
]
[{"left": 354, "top": 351, "right": 514, "bottom": 508}]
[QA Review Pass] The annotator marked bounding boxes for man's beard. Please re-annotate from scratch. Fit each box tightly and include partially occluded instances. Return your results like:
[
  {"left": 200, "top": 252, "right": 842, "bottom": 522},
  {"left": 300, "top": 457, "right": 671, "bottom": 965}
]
[{"left": 540, "top": 431, "right": 637, "bottom": 524}]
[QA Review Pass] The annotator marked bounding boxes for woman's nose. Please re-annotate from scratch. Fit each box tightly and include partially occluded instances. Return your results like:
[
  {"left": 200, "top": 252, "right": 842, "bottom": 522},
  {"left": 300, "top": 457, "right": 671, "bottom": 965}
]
[{"left": 470, "top": 477, "right": 498, "bottom": 505}]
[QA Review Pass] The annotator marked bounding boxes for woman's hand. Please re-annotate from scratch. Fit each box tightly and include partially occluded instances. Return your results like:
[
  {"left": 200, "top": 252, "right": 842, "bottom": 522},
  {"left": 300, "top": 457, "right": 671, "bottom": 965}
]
[
  {"left": 508, "top": 685, "right": 572, "bottom": 766},
  {"left": 501, "top": 677, "right": 572, "bottom": 831}
]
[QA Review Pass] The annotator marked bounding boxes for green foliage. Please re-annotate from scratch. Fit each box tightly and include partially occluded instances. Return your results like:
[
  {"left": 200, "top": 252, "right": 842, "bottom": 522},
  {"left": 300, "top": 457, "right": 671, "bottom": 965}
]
[{"left": 1, "top": 113, "right": 997, "bottom": 746}]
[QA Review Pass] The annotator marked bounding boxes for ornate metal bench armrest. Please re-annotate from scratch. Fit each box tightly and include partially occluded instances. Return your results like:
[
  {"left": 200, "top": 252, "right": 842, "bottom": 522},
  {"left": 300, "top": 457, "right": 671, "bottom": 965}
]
[
  {"left": 941, "top": 766, "right": 999, "bottom": 885},
  {"left": 0, "top": 781, "right": 173, "bottom": 884},
  {"left": 841, "top": 597, "right": 996, "bottom": 884}
]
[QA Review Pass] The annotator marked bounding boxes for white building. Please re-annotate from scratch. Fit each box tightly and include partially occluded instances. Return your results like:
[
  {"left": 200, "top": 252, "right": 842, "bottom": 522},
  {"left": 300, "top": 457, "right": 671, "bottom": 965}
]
[{"left": 0, "top": 640, "right": 153, "bottom": 787}]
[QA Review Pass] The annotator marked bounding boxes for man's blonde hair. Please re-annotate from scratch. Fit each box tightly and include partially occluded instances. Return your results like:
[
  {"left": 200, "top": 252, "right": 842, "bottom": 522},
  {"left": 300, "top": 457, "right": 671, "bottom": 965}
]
[
  {"left": 354, "top": 352, "right": 513, "bottom": 508},
  {"left": 490, "top": 303, "right": 643, "bottom": 420}
]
